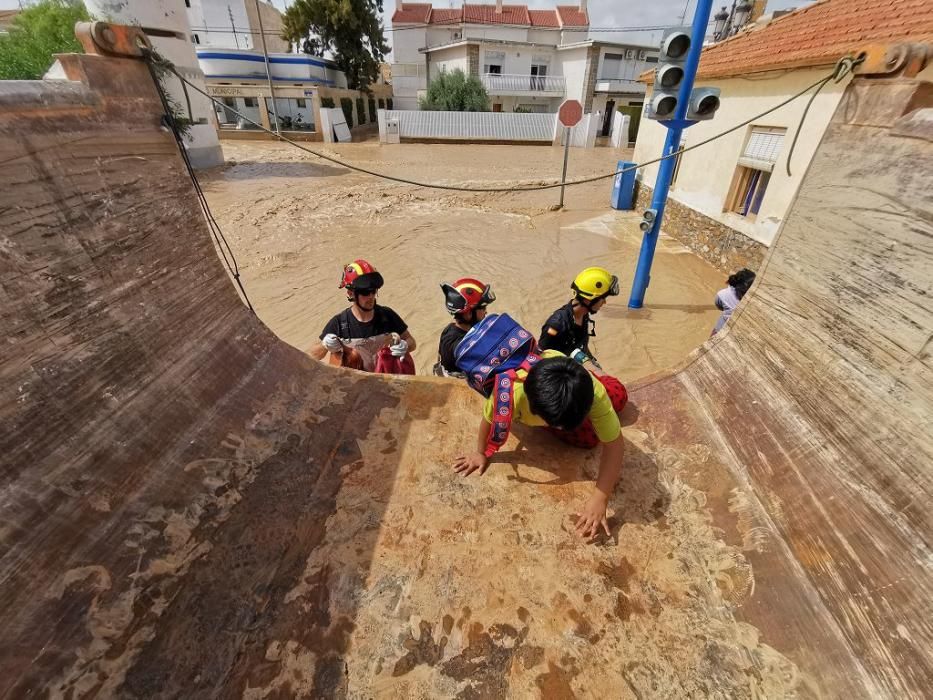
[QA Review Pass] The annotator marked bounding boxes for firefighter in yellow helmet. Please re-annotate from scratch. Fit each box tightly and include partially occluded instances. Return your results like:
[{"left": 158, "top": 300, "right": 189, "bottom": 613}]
[{"left": 538, "top": 267, "right": 619, "bottom": 366}]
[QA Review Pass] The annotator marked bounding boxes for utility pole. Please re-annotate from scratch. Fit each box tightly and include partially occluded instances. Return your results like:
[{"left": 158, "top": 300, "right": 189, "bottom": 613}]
[
  {"left": 254, "top": 0, "right": 280, "bottom": 135},
  {"left": 628, "top": 0, "right": 718, "bottom": 308}
]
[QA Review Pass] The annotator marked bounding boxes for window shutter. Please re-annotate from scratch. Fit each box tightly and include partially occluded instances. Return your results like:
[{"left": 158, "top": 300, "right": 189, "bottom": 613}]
[{"left": 739, "top": 127, "right": 785, "bottom": 172}]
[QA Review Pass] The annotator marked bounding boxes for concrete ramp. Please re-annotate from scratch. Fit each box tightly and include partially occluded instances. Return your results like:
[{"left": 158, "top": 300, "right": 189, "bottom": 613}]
[{"left": 1, "top": 45, "right": 931, "bottom": 698}]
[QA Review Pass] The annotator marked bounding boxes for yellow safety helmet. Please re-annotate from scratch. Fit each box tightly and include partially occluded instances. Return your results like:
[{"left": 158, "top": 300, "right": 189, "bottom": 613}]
[{"left": 571, "top": 267, "right": 620, "bottom": 301}]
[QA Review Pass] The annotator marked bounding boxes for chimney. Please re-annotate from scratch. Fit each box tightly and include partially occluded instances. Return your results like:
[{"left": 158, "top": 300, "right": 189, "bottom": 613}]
[
  {"left": 496, "top": 0, "right": 502, "bottom": 14},
  {"left": 398, "top": 1, "right": 404, "bottom": 9},
  {"left": 579, "top": 0, "right": 586, "bottom": 13}
]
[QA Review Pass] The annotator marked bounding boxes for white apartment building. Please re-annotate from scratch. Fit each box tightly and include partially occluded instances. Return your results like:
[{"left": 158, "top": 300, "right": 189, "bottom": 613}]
[{"left": 390, "top": 1, "right": 658, "bottom": 142}]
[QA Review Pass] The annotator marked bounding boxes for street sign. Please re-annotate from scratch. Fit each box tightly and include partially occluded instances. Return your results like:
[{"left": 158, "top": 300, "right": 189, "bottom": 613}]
[{"left": 558, "top": 99, "right": 583, "bottom": 127}]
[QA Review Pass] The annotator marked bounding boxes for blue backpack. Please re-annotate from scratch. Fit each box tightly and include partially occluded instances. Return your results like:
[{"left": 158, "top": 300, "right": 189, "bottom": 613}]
[{"left": 454, "top": 313, "right": 541, "bottom": 456}]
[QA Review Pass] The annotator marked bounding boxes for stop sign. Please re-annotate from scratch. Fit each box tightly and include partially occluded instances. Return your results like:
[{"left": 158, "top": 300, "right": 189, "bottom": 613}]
[{"left": 558, "top": 99, "right": 583, "bottom": 127}]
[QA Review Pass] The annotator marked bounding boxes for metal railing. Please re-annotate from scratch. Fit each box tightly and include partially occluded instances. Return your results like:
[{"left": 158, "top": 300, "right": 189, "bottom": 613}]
[
  {"left": 594, "top": 78, "right": 644, "bottom": 93},
  {"left": 481, "top": 73, "right": 565, "bottom": 94}
]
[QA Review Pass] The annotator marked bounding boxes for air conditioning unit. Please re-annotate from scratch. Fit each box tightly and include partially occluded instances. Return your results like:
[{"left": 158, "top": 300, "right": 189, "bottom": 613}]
[
  {"left": 638, "top": 50, "right": 647, "bottom": 61},
  {"left": 453, "top": 31, "right": 461, "bottom": 39},
  {"left": 625, "top": 49, "right": 634, "bottom": 59}
]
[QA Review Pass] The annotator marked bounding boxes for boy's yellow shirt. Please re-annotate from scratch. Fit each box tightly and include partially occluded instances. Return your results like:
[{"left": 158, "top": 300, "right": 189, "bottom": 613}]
[{"left": 482, "top": 350, "right": 621, "bottom": 443}]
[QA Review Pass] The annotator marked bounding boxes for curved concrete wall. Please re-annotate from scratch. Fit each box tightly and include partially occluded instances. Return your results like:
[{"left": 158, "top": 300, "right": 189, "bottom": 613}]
[{"left": 0, "top": 44, "right": 930, "bottom": 697}]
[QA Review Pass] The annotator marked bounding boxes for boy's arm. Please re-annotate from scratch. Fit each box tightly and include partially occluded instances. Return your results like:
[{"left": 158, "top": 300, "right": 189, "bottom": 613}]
[
  {"left": 575, "top": 434, "right": 624, "bottom": 541},
  {"left": 453, "top": 415, "right": 491, "bottom": 476}
]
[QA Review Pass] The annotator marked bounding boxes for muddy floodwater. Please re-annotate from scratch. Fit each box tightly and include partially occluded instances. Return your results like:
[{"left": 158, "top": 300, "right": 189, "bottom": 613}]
[{"left": 202, "top": 141, "right": 726, "bottom": 381}]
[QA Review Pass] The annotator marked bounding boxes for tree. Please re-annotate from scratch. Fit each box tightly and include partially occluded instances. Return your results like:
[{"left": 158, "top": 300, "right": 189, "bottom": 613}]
[
  {"left": 0, "top": 0, "right": 89, "bottom": 81},
  {"left": 419, "top": 70, "right": 489, "bottom": 112},
  {"left": 282, "top": 0, "right": 389, "bottom": 92}
]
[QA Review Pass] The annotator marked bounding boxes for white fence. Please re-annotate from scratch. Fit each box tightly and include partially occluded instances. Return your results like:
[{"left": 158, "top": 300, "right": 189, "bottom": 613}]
[{"left": 378, "top": 109, "right": 557, "bottom": 143}]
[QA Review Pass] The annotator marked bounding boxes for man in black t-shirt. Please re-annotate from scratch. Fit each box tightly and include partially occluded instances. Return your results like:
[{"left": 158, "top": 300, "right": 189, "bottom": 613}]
[
  {"left": 434, "top": 277, "right": 495, "bottom": 377},
  {"left": 310, "top": 259, "right": 416, "bottom": 371},
  {"left": 538, "top": 267, "right": 619, "bottom": 366}
]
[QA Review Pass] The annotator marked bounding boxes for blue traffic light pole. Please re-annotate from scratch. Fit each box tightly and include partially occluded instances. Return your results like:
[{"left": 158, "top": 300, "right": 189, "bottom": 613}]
[{"left": 628, "top": 0, "right": 715, "bottom": 308}]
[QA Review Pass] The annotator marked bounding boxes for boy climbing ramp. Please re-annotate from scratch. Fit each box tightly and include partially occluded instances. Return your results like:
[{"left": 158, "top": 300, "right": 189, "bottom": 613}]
[
  {"left": 451, "top": 313, "right": 628, "bottom": 541},
  {"left": 538, "top": 267, "right": 620, "bottom": 367}
]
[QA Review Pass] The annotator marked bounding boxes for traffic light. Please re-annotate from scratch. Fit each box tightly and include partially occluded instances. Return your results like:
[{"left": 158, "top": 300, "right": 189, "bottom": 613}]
[
  {"left": 686, "top": 87, "right": 721, "bottom": 120},
  {"left": 645, "top": 29, "right": 691, "bottom": 120},
  {"left": 639, "top": 208, "right": 658, "bottom": 231}
]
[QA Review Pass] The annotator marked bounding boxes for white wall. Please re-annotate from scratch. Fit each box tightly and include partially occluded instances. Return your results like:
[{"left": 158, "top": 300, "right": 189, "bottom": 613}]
[
  {"left": 393, "top": 27, "right": 427, "bottom": 63},
  {"left": 556, "top": 46, "right": 588, "bottom": 103},
  {"left": 187, "top": 0, "right": 253, "bottom": 50},
  {"left": 596, "top": 45, "right": 651, "bottom": 82},
  {"left": 528, "top": 29, "right": 562, "bottom": 46},
  {"left": 429, "top": 45, "right": 469, "bottom": 80},
  {"left": 426, "top": 27, "right": 462, "bottom": 48},
  {"left": 633, "top": 68, "right": 851, "bottom": 246},
  {"left": 561, "top": 30, "right": 588, "bottom": 45},
  {"left": 464, "top": 25, "right": 529, "bottom": 43}
]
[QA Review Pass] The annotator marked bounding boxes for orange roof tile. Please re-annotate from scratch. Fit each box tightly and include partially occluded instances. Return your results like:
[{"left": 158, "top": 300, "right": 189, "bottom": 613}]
[
  {"left": 528, "top": 9, "right": 560, "bottom": 28},
  {"left": 556, "top": 5, "right": 588, "bottom": 28},
  {"left": 645, "top": 0, "right": 933, "bottom": 83},
  {"left": 391, "top": 3, "right": 589, "bottom": 28},
  {"left": 430, "top": 8, "right": 463, "bottom": 25},
  {"left": 391, "top": 3, "right": 432, "bottom": 24},
  {"left": 462, "top": 4, "right": 531, "bottom": 25}
]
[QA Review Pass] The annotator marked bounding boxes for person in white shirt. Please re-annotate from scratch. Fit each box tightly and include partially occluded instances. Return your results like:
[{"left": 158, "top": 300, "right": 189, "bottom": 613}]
[{"left": 712, "top": 268, "right": 756, "bottom": 335}]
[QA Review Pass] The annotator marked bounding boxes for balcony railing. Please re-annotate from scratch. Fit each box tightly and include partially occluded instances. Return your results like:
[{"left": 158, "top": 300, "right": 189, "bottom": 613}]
[
  {"left": 481, "top": 73, "right": 566, "bottom": 95},
  {"left": 594, "top": 78, "right": 644, "bottom": 93}
]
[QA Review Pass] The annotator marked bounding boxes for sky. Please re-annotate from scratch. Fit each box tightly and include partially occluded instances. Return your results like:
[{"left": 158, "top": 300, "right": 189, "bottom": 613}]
[{"left": 1, "top": 0, "right": 813, "bottom": 57}]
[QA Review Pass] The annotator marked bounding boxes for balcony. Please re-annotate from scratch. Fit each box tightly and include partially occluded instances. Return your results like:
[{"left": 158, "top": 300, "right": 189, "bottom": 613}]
[
  {"left": 594, "top": 78, "right": 645, "bottom": 94},
  {"left": 481, "top": 73, "right": 565, "bottom": 96}
]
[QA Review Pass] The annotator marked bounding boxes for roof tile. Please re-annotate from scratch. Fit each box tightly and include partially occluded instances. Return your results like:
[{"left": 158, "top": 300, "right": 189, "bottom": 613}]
[
  {"left": 391, "top": 3, "right": 432, "bottom": 24},
  {"left": 556, "top": 5, "right": 588, "bottom": 27},
  {"left": 687, "top": 0, "right": 933, "bottom": 80},
  {"left": 528, "top": 9, "right": 560, "bottom": 28}
]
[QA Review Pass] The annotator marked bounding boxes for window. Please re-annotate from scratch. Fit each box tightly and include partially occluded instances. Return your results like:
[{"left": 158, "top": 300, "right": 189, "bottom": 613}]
[
  {"left": 222, "top": 97, "right": 236, "bottom": 108},
  {"left": 296, "top": 98, "right": 307, "bottom": 108},
  {"left": 725, "top": 127, "right": 786, "bottom": 218},
  {"left": 645, "top": 56, "right": 658, "bottom": 64},
  {"left": 484, "top": 51, "right": 505, "bottom": 75},
  {"left": 185, "top": 0, "right": 191, "bottom": 6},
  {"left": 243, "top": 97, "right": 258, "bottom": 107}
]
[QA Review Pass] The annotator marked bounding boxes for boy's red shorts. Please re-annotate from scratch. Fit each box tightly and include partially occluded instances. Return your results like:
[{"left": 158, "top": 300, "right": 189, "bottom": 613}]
[{"left": 545, "top": 374, "right": 628, "bottom": 449}]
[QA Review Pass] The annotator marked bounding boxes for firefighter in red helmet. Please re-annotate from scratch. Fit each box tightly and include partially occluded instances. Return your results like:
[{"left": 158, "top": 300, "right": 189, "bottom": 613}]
[
  {"left": 433, "top": 277, "right": 496, "bottom": 377},
  {"left": 311, "top": 259, "right": 416, "bottom": 372}
]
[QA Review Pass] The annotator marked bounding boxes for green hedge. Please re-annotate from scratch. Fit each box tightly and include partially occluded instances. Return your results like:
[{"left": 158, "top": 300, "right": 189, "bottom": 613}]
[
  {"left": 340, "top": 97, "right": 353, "bottom": 128},
  {"left": 387, "top": 98, "right": 393, "bottom": 110},
  {"left": 356, "top": 97, "right": 366, "bottom": 125},
  {"left": 378, "top": 98, "right": 385, "bottom": 109},
  {"left": 320, "top": 96, "right": 335, "bottom": 108},
  {"left": 368, "top": 98, "right": 377, "bottom": 122}
]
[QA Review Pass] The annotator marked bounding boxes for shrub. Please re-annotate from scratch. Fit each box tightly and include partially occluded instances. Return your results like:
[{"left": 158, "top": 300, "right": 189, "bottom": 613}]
[
  {"left": 340, "top": 97, "right": 353, "bottom": 127},
  {"left": 419, "top": 69, "right": 489, "bottom": 112},
  {"left": 356, "top": 97, "right": 365, "bottom": 124},
  {"left": 368, "top": 98, "right": 377, "bottom": 122},
  {"left": 387, "top": 98, "right": 393, "bottom": 110},
  {"left": 378, "top": 98, "right": 385, "bottom": 109},
  {"left": 320, "top": 96, "right": 335, "bottom": 108}
]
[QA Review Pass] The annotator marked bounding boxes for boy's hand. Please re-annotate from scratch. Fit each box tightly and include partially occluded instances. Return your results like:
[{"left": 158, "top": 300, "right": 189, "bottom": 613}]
[
  {"left": 453, "top": 452, "right": 489, "bottom": 477},
  {"left": 575, "top": 491, "right": 611, "bottom": 541}
]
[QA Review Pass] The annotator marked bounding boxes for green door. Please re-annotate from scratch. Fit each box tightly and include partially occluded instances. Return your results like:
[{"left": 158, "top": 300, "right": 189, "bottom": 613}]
[{"left": 617, "top": 104, "right": 643, "bottom": 146}]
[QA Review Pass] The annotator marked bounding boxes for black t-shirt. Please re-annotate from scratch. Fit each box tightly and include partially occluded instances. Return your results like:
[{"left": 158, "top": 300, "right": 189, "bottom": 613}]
[
  {"left": 320, "top": 305, "right": 407, "bottom": 341},
  {"left": 538, "top": 302, "right": 591, "bottom": 356},
  {"left": 438, "top": 323, "right": 468, "bottom": 373}
]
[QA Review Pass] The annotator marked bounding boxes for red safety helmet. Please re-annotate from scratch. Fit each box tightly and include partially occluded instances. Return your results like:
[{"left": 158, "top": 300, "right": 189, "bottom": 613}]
[
  {"left": 441, "top": 277, "right": 495, "bottom": 316},
  {"left": 339, "top": 259, "right": 384, "bottom": 292}
]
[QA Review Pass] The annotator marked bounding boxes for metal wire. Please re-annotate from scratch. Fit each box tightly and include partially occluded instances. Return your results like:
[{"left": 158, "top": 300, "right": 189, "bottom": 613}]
[{"left": 163, "top": 59, "right": 855, "bottom": 194}]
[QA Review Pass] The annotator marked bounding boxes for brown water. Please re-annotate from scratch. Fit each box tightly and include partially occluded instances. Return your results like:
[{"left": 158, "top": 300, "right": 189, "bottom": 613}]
[{"left": 202, "top": 141, "right": 725, "bottom": 381}]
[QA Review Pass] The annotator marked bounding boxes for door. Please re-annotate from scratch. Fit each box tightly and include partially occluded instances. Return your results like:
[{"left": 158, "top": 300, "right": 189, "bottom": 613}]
[
  {"left": 530, "top": 64, "right": 547, "bottom": 91},
  {"left": 601, "top": 100, "right": 615, "bottom": 137},
  {"left": 618, "top": 104, "right": 642, "bottom": 145}
]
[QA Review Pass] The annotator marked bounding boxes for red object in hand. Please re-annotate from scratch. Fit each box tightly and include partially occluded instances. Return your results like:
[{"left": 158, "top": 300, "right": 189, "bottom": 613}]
[{"left": 373, "top": 347, "right": 415, "bottom": 375}]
